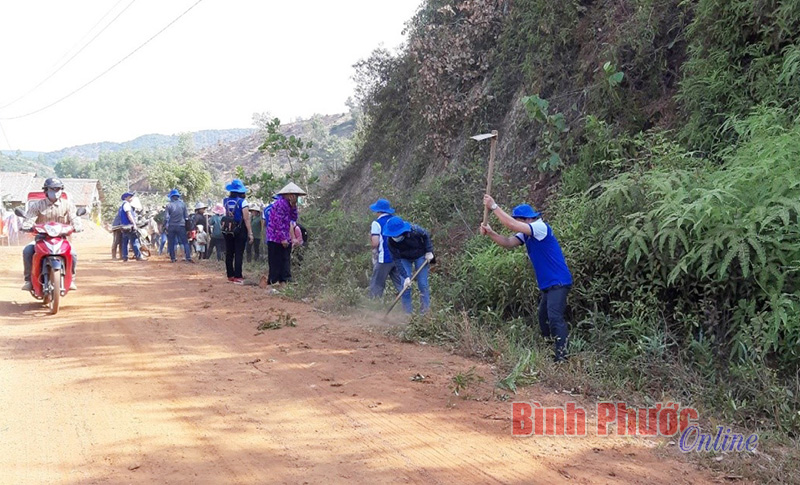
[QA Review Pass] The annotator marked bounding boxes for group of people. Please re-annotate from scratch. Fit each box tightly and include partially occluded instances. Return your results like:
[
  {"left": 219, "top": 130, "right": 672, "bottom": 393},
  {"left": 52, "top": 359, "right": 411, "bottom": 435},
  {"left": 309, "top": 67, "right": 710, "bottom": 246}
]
[
  {"left": 367, "top": 194, "right": 573, "bottom": 362},
  {"left": 109, "top": 180, "right": 307, "bottom": 286},
  {"left": 218, "top": 179, "right": 306, "bottom": 285},
  {"left": 16, "top": 176, "right": 573, "bottom": 362}
]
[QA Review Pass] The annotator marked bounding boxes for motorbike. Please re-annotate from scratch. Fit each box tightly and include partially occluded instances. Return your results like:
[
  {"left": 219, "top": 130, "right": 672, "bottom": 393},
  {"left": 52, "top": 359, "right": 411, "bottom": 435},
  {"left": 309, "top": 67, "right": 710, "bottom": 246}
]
[
  {"left": 15, "top": 206, "right": 87, "bottom": 315},
  {"left": 136, "top": 220, "right": 152, "bottom": 258}
]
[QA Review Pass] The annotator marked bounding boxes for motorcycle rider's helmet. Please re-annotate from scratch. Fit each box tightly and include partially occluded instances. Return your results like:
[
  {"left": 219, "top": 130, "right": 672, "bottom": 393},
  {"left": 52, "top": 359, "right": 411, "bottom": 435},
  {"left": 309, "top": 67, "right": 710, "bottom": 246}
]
[
  {"left": 43, "top": 178, "right": 65, "bottom": 202},
  {"left": 42, "top": 178, "right": 65, "bottom": 190}
]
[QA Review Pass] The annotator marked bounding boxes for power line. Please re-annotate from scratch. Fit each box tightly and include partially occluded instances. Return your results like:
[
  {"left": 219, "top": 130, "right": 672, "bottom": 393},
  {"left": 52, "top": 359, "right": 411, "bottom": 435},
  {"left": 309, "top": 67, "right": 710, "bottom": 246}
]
[
  {"left": 0, "top": 0, "right": 135, "bottom": 110},
  {"left": 0, "top": 0, "right": 205, "bottom": 121},
  {"left": 0, "top": 121, "right": 11, "bottom": 150}
]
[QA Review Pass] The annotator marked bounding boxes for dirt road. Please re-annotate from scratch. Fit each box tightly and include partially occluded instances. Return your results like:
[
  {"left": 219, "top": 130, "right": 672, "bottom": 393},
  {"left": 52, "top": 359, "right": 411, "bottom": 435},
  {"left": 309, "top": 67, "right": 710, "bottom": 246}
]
[{"left": 0, "top": 229, "right": 716, "bottom": 484}]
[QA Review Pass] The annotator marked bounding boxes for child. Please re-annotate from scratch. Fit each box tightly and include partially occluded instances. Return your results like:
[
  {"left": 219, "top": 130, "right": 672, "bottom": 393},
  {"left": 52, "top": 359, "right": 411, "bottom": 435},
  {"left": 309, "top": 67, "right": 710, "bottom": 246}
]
[{"left": 194, "top": 224, "right": 209, "bottom": 257}]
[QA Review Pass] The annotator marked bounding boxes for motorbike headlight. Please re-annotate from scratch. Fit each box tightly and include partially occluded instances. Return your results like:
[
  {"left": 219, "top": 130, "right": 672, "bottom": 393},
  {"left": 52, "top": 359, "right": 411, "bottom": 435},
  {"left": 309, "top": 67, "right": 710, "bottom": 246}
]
[{"left": 45, "top": 225, "right": 62, "bottom": 237}]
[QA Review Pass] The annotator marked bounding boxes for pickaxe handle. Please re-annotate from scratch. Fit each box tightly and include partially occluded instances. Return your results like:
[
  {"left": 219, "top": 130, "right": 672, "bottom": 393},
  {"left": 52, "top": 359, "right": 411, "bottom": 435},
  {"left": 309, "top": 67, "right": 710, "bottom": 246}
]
[
  {"left": 385, "top": 259, "right": 430, "bottom": 316},
  {"left": 481, "top": 130, "right": 498, "bottom": 226}
]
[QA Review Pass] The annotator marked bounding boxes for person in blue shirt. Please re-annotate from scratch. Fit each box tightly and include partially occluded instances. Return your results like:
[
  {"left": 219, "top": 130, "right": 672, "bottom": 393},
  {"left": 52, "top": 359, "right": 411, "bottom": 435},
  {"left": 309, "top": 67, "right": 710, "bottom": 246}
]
[
  {"left": 222, "top": 179, "right": 254, "bottom": 284},
  {"left": 368, "top": 198, "right": 402, "bottom": 299},
  {"left": 383, "top": 216, "right": 435, "bottom": 314},
  {"left": 118, "top": 192, "right": 143, "bottom": 262},
  {"left": 481, "top": 194, "right": 573, "bottom": 362}
]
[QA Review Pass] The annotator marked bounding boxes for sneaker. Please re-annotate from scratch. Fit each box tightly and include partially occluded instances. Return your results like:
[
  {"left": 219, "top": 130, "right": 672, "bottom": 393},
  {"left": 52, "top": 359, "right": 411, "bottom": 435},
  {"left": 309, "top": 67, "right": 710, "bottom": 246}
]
[
  {"left": 69, "top": 281, "right": 77, "bottom": 291},
  {"left": 232, "top": 278, "right": 244, "bottom": 285},
  {"left": 185, "top": 259, "right": 194, "bottom": 263},
  {"left": 21, "top": 281, "right": 32, "bottom": 291},
  {"left": 228, "top": 277, "right": 235, "bottom": 282},
  {"left": 171, "top": 259, "right": 177, "bottom": 263}
]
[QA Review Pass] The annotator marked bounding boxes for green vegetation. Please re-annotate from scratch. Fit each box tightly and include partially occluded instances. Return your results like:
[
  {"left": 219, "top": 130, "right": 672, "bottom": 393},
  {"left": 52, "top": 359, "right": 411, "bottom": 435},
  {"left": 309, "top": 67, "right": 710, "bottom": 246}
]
[{"left": 287, "top": 0, "right": 800, "bottom": 480}]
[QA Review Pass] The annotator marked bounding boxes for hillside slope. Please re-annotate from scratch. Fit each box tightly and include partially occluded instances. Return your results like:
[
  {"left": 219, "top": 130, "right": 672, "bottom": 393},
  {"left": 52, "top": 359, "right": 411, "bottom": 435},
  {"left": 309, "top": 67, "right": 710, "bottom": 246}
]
[{"left": 199, "top": 114, "right": 354, "bottom": 180}]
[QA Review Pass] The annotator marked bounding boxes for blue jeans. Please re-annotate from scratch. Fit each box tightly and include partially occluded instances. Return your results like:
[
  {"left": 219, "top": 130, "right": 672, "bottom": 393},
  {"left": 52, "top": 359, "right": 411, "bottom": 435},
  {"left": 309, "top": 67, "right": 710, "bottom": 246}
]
[
  {"left": 158, "top": 231, "right": 167, "bottom": 255},
  {"left": 397, "top": 256, "right": 430, "bottom": 314},
  {"left": 167, "top": 226, "right": 191, "bottom": 261},
  {"left": 538, "top": 285, "right": 571, "bottom": 361},
  {"left": 121, "top": 230, "right": 141, "bottom": 260}
]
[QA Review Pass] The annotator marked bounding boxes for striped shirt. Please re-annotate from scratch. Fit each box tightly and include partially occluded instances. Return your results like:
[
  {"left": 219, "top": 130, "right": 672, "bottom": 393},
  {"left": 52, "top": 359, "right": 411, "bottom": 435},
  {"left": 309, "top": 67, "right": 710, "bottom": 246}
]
[{"left": 24, "top": 198, "right": 82, "bottom": 230}]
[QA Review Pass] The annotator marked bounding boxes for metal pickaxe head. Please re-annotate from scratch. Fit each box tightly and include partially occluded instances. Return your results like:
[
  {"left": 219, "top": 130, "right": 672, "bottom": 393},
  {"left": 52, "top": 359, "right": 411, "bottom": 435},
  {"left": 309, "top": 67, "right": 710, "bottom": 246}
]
[{"left": 470, "top": 131, "right": 498, "bottom": 141}]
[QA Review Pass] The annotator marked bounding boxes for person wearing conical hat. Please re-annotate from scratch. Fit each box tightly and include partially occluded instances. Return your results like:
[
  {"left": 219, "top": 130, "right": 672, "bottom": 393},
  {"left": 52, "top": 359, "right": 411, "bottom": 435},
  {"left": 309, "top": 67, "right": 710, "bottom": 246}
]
[
  {"left": 481, "top": 195, "right": 573, "bottom": 363},
  {"left": 246, "top": 203, "right": 263, "bottom": 263},
  {"left": 206, "top": 203, "right": 225, "bottom": 260},
  {"left": 266, "top": 182, "right": 306, "bottom": 285}
]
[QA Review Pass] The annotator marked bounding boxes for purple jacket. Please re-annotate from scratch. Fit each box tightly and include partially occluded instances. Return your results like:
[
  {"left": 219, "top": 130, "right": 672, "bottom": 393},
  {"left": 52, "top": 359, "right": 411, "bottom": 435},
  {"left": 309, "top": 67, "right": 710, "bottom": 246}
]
[{"left": 266, "top": 197, "right": 298, "bottom": 243}]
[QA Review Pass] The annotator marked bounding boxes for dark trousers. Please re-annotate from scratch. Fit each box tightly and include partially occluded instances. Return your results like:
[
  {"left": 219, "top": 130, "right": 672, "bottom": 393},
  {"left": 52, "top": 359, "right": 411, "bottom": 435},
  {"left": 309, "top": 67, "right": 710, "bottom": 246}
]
[
  {"left": 121, "top": 230, "right": 141, "bottom": 261},
  {"left": 267, "top": 241, "right": 292, "bottom": 284},
  {"left": 23, "top": 243, "right": 77, "bottom": 281},
  {"left": 224, "top": 231, "right": 247, "bottom": 278},
  {"left": 538, "top": 285, "right": 571, "bottom": 361},
  {"left": 369, "top": 261, "right": 402, "bottom": 298},
  {"left": 167, "top": 226, "right": 191, "bottom": 262},
  {"left": 207, "top": 236, "right": 224, "bottom": 261},
  {"left": 111, "top": 230, "right": 122, "bottom": 259},
  {"left": 246, "top": 238, "right": 261, "bottom": 262}
]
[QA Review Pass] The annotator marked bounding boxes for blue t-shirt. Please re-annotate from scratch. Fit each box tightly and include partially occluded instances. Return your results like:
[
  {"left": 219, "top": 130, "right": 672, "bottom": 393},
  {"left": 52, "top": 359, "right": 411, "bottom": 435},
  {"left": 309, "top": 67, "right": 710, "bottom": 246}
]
[
  {"left": 370, "top": 214, "right": 393, "bottom": 263},
  {"left": 223, "top": 197, "right": 248, "bottom": 222},
  {"left": 515, "top": 220, "right": 573, "bottom": 290}
]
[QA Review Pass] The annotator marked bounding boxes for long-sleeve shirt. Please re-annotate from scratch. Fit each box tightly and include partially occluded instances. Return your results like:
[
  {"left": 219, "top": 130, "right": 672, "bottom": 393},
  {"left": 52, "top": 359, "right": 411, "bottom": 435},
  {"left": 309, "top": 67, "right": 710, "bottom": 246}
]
[
  {"left": 164, "top": 200, "right": 188, "bottom": 229},
  {"left": 387, "top": 224, "right": 433, "bottom": 277},
  {"left": 266, "top": 197, "right": 297, "bottom": 243},
  {"left": 24, "top": 197, "right": 82, "bottom": 231}
]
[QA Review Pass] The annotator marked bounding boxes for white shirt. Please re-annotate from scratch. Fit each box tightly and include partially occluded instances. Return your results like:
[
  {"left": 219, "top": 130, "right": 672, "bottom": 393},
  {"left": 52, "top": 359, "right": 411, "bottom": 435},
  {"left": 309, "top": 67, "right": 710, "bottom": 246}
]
[{"left": 515, "top": 219, "right": 548, "bottom": 244}]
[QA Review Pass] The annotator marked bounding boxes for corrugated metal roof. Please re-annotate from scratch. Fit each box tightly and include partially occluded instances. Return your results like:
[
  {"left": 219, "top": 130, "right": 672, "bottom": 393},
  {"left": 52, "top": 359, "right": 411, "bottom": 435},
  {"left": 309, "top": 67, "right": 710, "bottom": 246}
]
[
  {"left": 32, "top": 177, "right": 101, "bottom": 207},
  {"left": 0, "top": 172, "right": 37, "bottom": 204}
]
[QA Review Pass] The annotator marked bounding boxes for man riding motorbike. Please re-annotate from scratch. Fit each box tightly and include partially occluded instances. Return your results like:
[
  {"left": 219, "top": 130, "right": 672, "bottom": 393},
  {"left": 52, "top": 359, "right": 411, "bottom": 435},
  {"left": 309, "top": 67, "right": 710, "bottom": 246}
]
[{"left": 21, "top": 178, "right": 83, "bottom": 291}]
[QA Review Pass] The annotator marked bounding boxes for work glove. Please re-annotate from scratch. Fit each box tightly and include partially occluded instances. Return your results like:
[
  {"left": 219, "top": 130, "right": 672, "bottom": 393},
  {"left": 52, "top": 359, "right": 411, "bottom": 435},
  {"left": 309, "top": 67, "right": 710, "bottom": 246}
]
[
  {"left": 424, "top": 252, "right": 434, "bottom": 262},
  {"left": 403, "top": 277, "right": 412, "bottom": 289}
]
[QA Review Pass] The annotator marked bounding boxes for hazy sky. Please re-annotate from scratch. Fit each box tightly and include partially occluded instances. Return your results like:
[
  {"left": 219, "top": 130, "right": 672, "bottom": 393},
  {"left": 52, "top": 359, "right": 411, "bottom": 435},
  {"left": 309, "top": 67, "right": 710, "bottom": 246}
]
[{"left": 0, "top": 0, "right": 421, "bottom": 152}]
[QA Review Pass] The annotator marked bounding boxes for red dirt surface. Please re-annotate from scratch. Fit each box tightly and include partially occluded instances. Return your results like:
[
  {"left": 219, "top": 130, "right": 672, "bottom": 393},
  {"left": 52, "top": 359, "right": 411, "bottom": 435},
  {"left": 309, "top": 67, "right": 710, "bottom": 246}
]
[{"left": 0, "top": 228, "right": 721, "bottom": 484}]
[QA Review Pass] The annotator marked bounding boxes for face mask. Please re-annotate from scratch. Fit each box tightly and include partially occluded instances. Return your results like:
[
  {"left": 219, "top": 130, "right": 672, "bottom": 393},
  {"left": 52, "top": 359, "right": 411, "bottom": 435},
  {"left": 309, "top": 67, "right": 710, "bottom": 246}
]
[
  {"left": 46, "top": 189, "right": 62, "bottom": 201},
  {"left": 392, "top": 235, "right": 405, "bottom": 242}
]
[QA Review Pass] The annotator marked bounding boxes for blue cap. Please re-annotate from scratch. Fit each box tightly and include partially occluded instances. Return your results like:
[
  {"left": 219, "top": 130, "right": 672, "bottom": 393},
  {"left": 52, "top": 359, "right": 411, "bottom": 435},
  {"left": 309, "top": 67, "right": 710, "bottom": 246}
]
[
  {"left": 382, "top": 216, "right": 412, "bottom": 237},
  {"left": 168, "top": 189, "right": 181, "bottom": 199},
  {"left": 225, "top": 179, "right": 248, "bottom": 193},
  {"left": 369, "top": 198, "right": 395, "bottom": 214},
  {"left": 511, "top": 204, "right": 541, "bottom": 219},
  {"left": 121, "top": 191, "right": 135, "bottom": 200}
]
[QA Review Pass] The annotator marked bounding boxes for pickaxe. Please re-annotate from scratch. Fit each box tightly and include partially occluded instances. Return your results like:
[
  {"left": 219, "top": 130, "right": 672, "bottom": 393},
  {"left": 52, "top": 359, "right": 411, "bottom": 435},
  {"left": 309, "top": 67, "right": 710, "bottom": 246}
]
[
  {"left": 385, "top": 259, "right": 430, "bottom": 316},
  {"left": 471, "top": 130, "right": 498, "bottom": 225}
]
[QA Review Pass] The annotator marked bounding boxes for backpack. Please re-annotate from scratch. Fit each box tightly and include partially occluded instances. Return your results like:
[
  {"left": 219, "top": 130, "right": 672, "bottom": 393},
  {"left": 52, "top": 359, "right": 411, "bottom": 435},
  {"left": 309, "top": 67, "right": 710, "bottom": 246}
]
[{"left": 221, "top": 198, "right": 244, "bottom": 236}]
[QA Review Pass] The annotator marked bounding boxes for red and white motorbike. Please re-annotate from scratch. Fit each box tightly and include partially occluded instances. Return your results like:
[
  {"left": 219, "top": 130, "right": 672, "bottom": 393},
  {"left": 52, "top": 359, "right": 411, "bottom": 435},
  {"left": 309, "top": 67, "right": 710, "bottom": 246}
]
[{"left": 15, "top": 205, "right": 86, "bottom": 315}]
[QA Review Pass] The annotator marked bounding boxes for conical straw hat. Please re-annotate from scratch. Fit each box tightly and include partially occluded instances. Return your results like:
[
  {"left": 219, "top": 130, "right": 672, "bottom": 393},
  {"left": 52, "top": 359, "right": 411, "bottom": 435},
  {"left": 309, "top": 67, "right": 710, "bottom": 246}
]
[{"left": 277, "top": 182, "right": 307, "bottom": 196}]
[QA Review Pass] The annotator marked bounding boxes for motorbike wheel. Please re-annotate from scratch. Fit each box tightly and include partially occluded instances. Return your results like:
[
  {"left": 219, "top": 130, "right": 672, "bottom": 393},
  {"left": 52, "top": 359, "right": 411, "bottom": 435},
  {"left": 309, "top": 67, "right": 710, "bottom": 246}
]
[{"left": 49, "top": 268, "right": 61, "bottom": 315}]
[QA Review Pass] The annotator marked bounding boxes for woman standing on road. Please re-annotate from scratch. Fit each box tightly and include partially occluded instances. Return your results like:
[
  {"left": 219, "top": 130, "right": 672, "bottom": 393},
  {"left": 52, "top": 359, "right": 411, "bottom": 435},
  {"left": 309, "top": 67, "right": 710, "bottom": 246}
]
[
  {"left": 266, "top": 182, "right": 306, "bottom": 285},
  {"left": 222, "top": 179, "right": 253, "bottom": 284}
]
